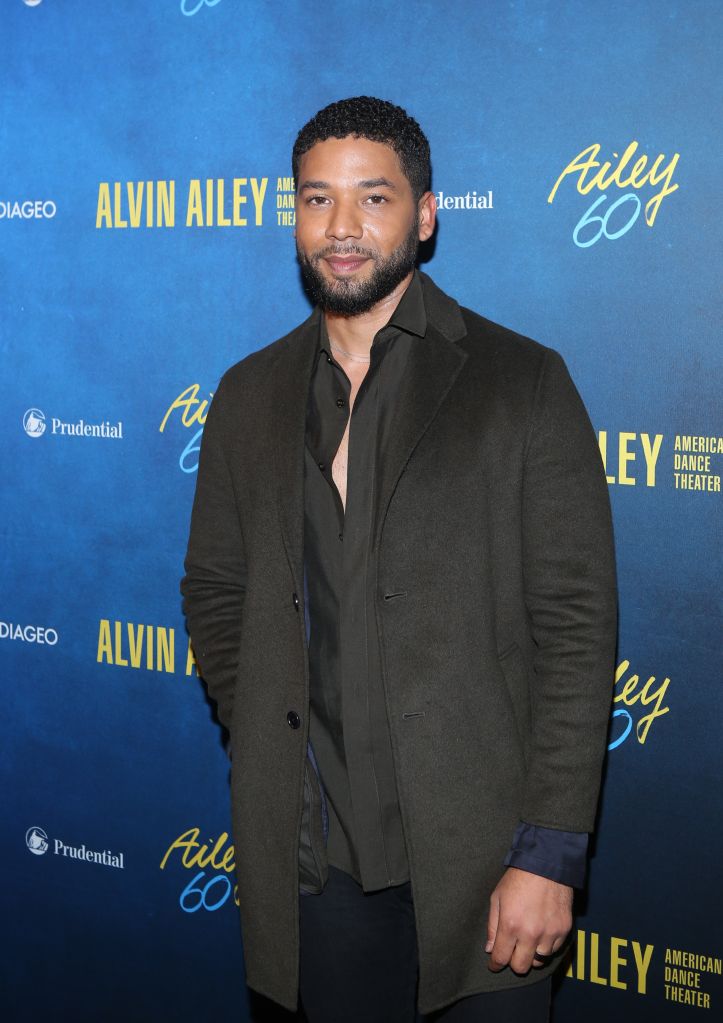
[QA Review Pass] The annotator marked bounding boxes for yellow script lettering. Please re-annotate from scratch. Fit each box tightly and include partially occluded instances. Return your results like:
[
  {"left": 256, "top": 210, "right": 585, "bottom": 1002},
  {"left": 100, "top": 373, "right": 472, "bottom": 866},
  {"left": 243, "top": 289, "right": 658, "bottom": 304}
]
[
  {"left": 159, "top": 384, "right": 212, "bottom": 433},
  {"left": 548, "top": 142, "right": 679, "bottom": 226}
]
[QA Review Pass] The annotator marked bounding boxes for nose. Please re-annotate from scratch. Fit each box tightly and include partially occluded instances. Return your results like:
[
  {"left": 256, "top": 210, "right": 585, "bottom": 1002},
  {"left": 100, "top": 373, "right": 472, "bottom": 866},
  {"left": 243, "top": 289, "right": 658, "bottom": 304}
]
[{"left": 325, "top": 199, "right": 363, "bottom": 242}]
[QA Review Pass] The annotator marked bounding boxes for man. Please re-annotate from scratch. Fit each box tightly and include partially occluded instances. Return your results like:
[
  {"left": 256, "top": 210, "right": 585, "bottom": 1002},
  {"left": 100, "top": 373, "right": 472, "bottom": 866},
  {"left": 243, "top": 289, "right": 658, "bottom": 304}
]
[{"left": 181, "top": 97, "right": 617, "bottom": 1022}]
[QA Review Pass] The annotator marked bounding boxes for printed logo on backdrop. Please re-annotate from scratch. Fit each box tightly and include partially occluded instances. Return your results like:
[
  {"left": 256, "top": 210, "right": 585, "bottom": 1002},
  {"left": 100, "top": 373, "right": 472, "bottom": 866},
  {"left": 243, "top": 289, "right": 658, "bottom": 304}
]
[
  {"left": 547, "top": 141, "right": 680, "bottom": 247},
  {"left": 95, "top": 177, "right": 298, "bottom": 229},
  {"left": 564, "top": 928, "right": 722, "bottom": 1011},
  {"left": 1, "top": 621, "right": 58, "bottom": 645},
  {"left": 161, "top": 827, "right": 238, "bottom": 913},
  {"left": 435, "top": 189, "right": 493, "bottom": 212},
  {"left": 0, "top": 199, "right": 56, "bottom": 220},
  {"left": 97, "top": 618, "right": 200, "bottom": 677},
  {"left": 23, "top": 408, "right": 46, "bottom": 438},
  {"left": 159, "top": 385, "right": 211, "bottom": 473},
  {"left": 181, "top": 0, "right": 222, "bottom": 15},
  {"left": 609, "top": 658, "right": 670, "bottom": 751},
  {"left": 598, "top": 430, "right": 722, "bottom": 494},
  {"left": 22, "top": 407, "right": 124, "bottom": 440},
  {"left": 26, "top": 827, "right": 49, "bottom": 855},
  {"left": 25, "top": 825, "right": 124, "bottom": 869}
]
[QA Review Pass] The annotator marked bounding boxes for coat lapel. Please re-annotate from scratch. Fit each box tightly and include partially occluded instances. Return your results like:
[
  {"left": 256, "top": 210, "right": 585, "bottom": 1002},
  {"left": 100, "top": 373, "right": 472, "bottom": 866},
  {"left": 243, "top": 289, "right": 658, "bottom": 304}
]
[
  {"left": 272, "top": 273, "right": 470, "bottom": 576},
  {"left": 371, "top": 315, "right": 468, "bottom": 549},
  {"left": 273, "top": 308, "right": 320, "bottom": 590}
]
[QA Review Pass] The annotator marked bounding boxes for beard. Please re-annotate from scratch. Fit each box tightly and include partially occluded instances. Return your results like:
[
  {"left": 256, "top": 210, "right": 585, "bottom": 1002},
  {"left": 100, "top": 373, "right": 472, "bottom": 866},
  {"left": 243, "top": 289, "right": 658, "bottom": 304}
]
[{"left": 296, "top": 217, "right": 420, "bottom": 316}]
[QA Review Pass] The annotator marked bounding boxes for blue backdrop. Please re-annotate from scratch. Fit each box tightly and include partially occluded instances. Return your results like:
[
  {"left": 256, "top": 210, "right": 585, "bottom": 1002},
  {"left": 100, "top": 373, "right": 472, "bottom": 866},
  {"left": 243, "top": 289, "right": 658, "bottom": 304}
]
[{"left": 3, "top": 1, "right": 721, "bottom": 1019}]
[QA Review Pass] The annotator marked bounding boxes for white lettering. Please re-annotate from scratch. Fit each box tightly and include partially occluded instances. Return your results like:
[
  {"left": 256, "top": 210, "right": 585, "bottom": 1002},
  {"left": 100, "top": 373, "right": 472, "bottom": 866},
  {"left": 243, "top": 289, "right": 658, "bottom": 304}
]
[
  {"left": 45, "top": 416, "right": 123, "bottom": 439},
  {"left": 51, "top": 836, "right": 125, "bottom": 868},
  {"left": 435, "top": 189, "right": 494, "bottom": 211},
  {"left": 0, "top": 199, "right": 56, "bottom": 219},
  {"left": 0, "top": 621, "right": 59, "bottom": 644}
]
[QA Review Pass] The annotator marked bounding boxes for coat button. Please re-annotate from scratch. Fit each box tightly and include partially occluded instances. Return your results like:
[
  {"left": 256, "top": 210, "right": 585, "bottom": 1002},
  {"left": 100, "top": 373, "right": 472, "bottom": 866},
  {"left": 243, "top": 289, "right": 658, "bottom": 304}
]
[
  {"left": 292, "top": 592, "right": 300, "bottom": 611},
  {"left": 287, "top": 710, "right": 301, "bottom": 729}
]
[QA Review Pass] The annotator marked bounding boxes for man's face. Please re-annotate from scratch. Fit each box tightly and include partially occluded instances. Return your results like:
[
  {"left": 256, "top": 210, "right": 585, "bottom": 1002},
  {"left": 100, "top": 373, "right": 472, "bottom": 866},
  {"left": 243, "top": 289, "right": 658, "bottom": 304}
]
[{"left": 294, "top": 136, "right": 434, "bottom": 316}]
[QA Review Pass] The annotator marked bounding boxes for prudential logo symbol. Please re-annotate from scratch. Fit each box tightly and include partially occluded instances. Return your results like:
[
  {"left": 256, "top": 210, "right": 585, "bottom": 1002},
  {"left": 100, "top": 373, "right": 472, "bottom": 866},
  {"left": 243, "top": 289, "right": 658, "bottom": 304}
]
[
  {"left": 26, "top": 826, "right": 49, "bottom": 855},
  {"left": 23, "top": 408, "right": 46, "bottom": 438}
]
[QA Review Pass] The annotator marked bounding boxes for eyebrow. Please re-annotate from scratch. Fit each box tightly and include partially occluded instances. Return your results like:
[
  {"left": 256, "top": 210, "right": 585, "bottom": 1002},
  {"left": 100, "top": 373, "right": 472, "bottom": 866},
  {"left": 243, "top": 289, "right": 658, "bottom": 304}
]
[
  {"left": 358, "top": 177, "right": 397, "bottom": 191},
  {"left": 298, "top": 177, "right": 398, "bottom": 193}
]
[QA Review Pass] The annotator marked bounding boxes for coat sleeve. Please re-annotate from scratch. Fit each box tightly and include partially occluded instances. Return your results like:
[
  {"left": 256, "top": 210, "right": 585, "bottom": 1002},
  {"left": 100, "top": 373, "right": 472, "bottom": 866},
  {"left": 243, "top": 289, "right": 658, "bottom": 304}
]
[
  {"left": 520, "top": 348, "right": 617, "bottom": 833},
  {"left": 180, "top": 377, "right": 247, "bottom": 732}
]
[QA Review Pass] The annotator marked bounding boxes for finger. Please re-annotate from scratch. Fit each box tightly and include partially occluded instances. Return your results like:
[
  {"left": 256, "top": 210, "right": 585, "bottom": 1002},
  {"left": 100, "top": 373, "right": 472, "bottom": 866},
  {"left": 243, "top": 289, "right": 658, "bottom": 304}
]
[
  {"left": 532, "top": 946, "right": 556, "bottom": 968},
  {"left": 485, "top": 896, "right": 500, "bottom": 953},
  {"left": 510, "top": 938, "right": 540, "bottom": 974},
  {"left": 533, "top": 928, "right": 569, "bottom": 967},
  {"left": 488, "top": 925, "right": 517, "bottom": 972}
]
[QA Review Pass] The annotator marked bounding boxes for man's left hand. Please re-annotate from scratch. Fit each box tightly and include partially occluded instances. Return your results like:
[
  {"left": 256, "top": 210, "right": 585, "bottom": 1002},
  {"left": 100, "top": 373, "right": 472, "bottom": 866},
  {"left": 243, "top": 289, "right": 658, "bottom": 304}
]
[{"left": 485, "top": 867, "right": 573, "bottom": 974}]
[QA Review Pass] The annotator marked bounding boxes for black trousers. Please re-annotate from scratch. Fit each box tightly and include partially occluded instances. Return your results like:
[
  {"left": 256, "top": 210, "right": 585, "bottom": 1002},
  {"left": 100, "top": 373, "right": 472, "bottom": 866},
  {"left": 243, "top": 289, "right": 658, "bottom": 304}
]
[{"left": 298, "top": 865, "right": 551, "bottom": 1023}]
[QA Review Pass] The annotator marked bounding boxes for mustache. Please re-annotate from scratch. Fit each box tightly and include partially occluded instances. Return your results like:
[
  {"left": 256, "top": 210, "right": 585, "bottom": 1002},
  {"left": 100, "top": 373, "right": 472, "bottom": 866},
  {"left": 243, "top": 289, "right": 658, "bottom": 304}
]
[{"left": 309, "top": 244, "right": 378, "bottom": 261}]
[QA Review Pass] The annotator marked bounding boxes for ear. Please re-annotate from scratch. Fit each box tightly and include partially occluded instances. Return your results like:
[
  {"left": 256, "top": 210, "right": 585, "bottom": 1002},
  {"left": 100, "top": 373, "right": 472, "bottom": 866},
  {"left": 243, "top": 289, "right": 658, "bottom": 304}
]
[{"left": 417, "top": 190, "right": 437, "bottom": 242}]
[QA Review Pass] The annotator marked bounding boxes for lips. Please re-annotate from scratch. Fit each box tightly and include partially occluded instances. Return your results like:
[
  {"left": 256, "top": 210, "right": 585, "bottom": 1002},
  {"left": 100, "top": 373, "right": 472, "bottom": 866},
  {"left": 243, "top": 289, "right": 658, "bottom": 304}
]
[{"left": 325, "top": 256, "right": 369, "bottom": 273}]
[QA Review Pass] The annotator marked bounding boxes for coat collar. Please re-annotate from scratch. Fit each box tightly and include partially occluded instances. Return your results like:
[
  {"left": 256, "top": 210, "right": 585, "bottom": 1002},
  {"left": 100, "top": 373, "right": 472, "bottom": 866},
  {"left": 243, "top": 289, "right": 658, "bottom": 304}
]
[{"left": 273, "top": 270, "right": 469, "bottom": 588}]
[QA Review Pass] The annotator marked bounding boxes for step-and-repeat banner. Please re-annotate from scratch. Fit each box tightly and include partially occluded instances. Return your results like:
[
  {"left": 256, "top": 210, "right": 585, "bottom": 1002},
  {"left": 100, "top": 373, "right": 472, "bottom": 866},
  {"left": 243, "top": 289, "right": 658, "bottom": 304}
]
[{"left": 3, "top": 1, "right": 721, "bottom": 1020}]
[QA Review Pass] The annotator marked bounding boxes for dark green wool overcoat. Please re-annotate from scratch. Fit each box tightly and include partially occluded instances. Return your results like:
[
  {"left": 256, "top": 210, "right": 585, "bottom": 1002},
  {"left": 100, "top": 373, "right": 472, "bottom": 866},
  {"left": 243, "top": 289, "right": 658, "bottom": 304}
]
[{"left": 181, "top": 272, "right": 617, "bottom": 1015}]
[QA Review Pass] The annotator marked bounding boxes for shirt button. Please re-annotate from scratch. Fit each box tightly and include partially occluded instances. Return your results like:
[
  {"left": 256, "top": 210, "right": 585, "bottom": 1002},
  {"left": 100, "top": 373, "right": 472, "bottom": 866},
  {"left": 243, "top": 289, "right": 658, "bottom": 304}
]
[
  {"left": 287, "top": 710, "right": 301, "bottom": 730},
  {"left": 336, "top": 397, "right": 345, "bottom": 408},
  {"left": 338, "top": 532, "right": 343, "bottom": 542}
]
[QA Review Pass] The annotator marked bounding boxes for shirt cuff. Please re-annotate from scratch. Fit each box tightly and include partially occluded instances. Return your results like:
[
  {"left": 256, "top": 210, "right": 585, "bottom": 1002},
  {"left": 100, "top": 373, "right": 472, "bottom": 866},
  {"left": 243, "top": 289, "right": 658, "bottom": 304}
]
[{"left": 503, "top": 821, "right": 588, "bottom": 889}]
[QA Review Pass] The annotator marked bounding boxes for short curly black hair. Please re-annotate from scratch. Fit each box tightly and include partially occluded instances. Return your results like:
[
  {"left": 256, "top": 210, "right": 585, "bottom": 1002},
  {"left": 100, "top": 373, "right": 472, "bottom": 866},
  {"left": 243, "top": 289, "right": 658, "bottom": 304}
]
[{"left": 292, "top": 96, "right": 431, "bottom": 202}]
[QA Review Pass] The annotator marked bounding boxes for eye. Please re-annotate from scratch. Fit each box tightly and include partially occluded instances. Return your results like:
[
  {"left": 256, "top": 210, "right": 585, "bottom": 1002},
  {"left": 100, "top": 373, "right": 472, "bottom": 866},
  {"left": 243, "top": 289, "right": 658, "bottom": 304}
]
[
  {"left": 365, "top": 194, "right": 388, "bottom": 205},
  {"left": 306, "top": 195, "right": 330, "bottom": 206}
]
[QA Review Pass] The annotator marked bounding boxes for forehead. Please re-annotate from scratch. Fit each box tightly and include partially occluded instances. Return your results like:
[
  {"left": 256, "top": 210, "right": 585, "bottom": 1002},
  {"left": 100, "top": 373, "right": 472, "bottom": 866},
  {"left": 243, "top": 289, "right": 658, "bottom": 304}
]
[{"left": 297, "top": 136, "right": 409, "bottom": 189}]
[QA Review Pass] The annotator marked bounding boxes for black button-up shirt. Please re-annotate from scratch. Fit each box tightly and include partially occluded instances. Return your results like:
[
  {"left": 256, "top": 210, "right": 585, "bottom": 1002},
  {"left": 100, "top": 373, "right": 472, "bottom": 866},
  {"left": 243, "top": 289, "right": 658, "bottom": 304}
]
[{"left": 304, "top": 271, "right": 427, "bottom": 892}]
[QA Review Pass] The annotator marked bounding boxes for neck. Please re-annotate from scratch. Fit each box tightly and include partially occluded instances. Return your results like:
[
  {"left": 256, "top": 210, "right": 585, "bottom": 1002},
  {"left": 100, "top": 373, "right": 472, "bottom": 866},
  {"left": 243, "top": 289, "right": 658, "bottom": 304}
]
[{"left": 324, "top": 272, "right": 413, "bottom": 358}]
